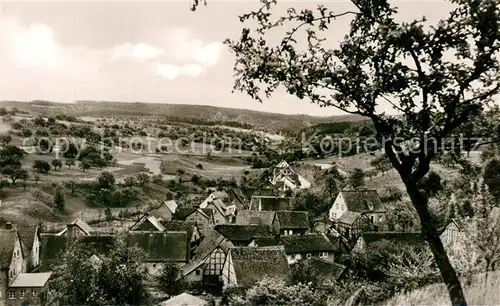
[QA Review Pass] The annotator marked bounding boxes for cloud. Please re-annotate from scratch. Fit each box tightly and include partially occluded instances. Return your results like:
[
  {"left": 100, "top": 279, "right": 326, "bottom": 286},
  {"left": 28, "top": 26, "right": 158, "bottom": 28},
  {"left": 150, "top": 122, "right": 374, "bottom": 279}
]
[
  {"left": 111, "top": 43, "right": 165, "bottom": 61},
  {"left": 155, "top": 63, "right": 204, "bottom": 80}
]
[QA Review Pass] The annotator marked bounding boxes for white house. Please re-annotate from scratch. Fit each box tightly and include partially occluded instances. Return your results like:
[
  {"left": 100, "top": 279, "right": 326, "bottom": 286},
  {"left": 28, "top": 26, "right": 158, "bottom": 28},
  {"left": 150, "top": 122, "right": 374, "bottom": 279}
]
[
  {"left": 329, "top": 189, "right": 386, "bottom": 228},
  {"left": 269, "top": 160, "right": 311, "bottom": 192}
]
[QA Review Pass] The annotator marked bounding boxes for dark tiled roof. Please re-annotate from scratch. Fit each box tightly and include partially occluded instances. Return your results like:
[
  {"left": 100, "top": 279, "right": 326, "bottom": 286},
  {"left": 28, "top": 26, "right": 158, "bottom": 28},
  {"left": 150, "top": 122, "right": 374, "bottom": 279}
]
[
  {"left": 226, "top": 187, "right": 248, "bottom": 205},
  {"left": 39, "top": 234, "right": 67, "bottom": 271},
  {"left": 280, "top": 234, "right": 335, "bottom": 254},
  {"left": 235, "top": 211, "right": 275, "bottom": 226},
  {"left": 274, "top": 211, "right": 309, "bottom": 229},
  {"left": 0, "top": 230, "right": 17, "bottom": 269},
  {"left": 302, "top": 258, "right": 346, "bottom": 281},
  {"left": 127, "top": 231, "right": 188, "bottom": 262},
  {"left": 230, "top": 246, "right": 291, "bottom": 288},
  {"left": 160, "top": 220, "right": 196, "bottom": 238},
  {"left": 251, "top": 236, "right": 281, "bottom": 247},
  {"left": 341, "top": 189, "right": 383, "bottom": 212},
  {"left": 17, "top": 226, "right": 38, "bottom": 253},
  {"left": 359, "top": 232, "right": 425, "bottom": 247},
  {"left": 174, "top": 208, "right": 213, "bottom": 221},
  {"left": 214, "top": 225, "right": 271, "bottom": 243},
  {"left": 338, "top": 211, "right": 362, "bottom": 225}
]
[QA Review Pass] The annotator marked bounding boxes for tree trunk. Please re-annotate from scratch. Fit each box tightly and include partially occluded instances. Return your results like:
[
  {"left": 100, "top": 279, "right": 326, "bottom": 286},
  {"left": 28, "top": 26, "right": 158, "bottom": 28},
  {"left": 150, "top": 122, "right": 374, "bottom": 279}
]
[{"left": 406, "top": 185, "right": 467, "bottom": 306}]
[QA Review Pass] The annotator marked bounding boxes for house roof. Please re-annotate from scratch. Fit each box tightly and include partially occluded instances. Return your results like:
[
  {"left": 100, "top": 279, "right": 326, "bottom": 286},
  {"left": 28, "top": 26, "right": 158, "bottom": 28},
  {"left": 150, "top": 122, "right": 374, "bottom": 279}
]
[
  {"left": 180, "top": 229, "right": 234, "bottom": 278},
  {"left": 341, "top": 189, "right": 383, "bottom": 212},
  {"left": 338, "top": 211, "right": 362, "bottom": 225},
  {"left": 250, "top": 196, "right": 294, "bottom": 211},
  {"left": 207, "top": 198, "right": 230, "bottom": 216},
  {"left": 127, "top": 231, "right": 188, "bottom": 262},
  {"left": 17, "top": 226, "right": 38, "bottom": 253},
  {"left": 276, "top": 160, "right": 290, "bottom": 168},
  {"left": 39, "top": 234, "right": 67, "bottom": 271},
  {"left": 279, "top": 233, "right": 335, "bottom": 254},
  {"left": 131, "top": 214, "right": 165, "bottom": 231},
  {"left": 158, "top": 293, "right": 209, "bottom": 306},
  {"left": 230, "top": 246, "right": 291, "bottom": 288},
  {"left": 235, "top": 210, "right": 275, "bottom": 226},
  {"left": 0, "top": 230, "right": 17, "bottom": 269},
  {"left": 164, "top": 200, "right": 178, "bottom": 214},
  {"left": 10, "top": 272, "right": 52, "bottom": 288},
  {"left": 56, "top": 218, "right": 95, "bottom": 236},
  {"left": 174, "top": 208, "right": 212, "bottom": 221},
  {"left": 274, "top": 211, "right": 309, "bottom": 229},
  {"left": 214, "top": 225, "right": 271, "bottom": 243},
  {"left": 160, "top": 220, "right": 196, "bottom": 238},
  {"left": 226, "top": 187, "right": 248, "bottom": 205},
  {"left": 359, "top": 232, "right": 425, "bottom": 247},
  {"left": 302, "top": 258, "right": 346, "bottom": 281},
  {"left": 76, "top": 235, "right": 117, "bottom": 254}
]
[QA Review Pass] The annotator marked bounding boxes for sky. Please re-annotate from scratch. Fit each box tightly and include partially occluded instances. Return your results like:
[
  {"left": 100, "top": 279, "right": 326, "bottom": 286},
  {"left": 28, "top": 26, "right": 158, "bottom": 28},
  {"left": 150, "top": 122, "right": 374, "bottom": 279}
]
[{"left": 0, "top": 0, "right": 455, "bottom": 116}]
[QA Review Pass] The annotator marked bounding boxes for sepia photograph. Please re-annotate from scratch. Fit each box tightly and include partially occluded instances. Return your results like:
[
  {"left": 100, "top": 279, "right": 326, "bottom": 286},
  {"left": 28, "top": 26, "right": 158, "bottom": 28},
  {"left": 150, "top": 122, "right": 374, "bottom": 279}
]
[{"left": 0, "top": 0, "right": 499, "bottom": 305}]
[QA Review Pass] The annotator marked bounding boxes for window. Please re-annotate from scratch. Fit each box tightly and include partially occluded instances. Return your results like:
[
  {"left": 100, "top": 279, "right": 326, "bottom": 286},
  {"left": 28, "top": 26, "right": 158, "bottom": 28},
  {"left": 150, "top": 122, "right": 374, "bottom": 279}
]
[
  {"left": 306, "top": 253, "right": 312, "bottom": 259},
  {"left": 9, "top": 291, "right": 15, "bottom": 299},
  {"left": 32, "top": 290, "right": 37, "bottom": 297},
  {"left": 320, "top": 252, "right": 328, "bottom": 258},
  {"left": 152, "top": 264, "right": 156, "bottom": 268},
  {"left": 20, "top": 290, "right": 25, "bottom": 299},
  {"left": 195, "top": 270, "right": 201, "bottom": 276}
]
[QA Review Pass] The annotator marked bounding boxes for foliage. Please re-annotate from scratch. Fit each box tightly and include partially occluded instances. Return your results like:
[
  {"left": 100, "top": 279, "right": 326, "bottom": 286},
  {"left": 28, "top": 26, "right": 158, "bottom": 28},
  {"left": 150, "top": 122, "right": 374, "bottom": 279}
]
[
  {"left": 51, "top": 159, "right": 63, "bottom": 170},
  {"left": 1, "top": 165, "right": 28, "bottom": 185},
  {"left": 33, "top": 160, "right": 51, "bottom": 173},
  {"left": 97, "top": 171, "right": 116, "bottom": 190},
  {"left": 136, "top": 172, "right": 151, "bottom": 187},
  {"left": 65, "top": 158, "right": 75, "bottom": 169},
  {"left": 54, "top": 186, "right": 66, "bottom": 212},
  {"left": 157, "top": 262, "right": 185, "bottom": 297},
  {"left": 348, "top": 168, "right": 365, "bottom": 188},
  {"left": 229, "top": 277, "right": 328, "bottom": 306},
  {"left": 50, "top": 238, "right": 151, "bottom": 306},
  {"left": 483, "top": 158, "right": 500, "bottom": 200}
]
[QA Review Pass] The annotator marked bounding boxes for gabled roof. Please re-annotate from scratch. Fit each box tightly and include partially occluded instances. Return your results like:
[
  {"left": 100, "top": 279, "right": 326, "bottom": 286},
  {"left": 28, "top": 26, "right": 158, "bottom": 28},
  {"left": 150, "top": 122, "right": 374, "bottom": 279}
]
[
  {"left": 229, "top": 246, "right": 291, "bottom": 288},
  {"left": 56, "top": 218, "right": 95, "bottom": 236},
  {"left": 235, "top": 210, "right": 275, "bottom": 226},
  {"left": 0, "top": 229, "right": 17, "bottom": 269},
  {"left": 180, "top": 229, "right": 234, "bottom": 278},
  {"left": 130, "top": 214, "right": 165, "bottom": 231},
  {"left": 159, "top": 220, "right": 196, "bottom": 239},
  {"left": 275, "top": 160, "right": 290, "bottom": 168},
  {"left": 226, "top": 187, "right": 248, "bottom": 206},
  {"left": 358, "top": 232, "right": 425, "bottom": 247},
  {"left": 127, "top": 231, "right": 188, "bottom": 262},
  {"left": 274, "top": 211, "right": 309, "bottom": 229},
  {"left": 10, "top": 272, "right": 52, "bottom": 288},
  {"left": 174, "top": 208, "right": 212, "bottom": 221},
  {"left": 164, "top": 200, "right": 178, "bottom": 214},
  {"left": 39, "top": 234, "right": 67, "bottom": 271},
  {"left": 279, "top": 233, "right": 335, "bottom": 254},
  {"left": 302, "top": 258, "right": 346, "bottom": 281},
  {"left": 159, "top": 293, "right": 210, "bottom": 306},
  {"left": 340, "top": 189, "right": 383, "bottom": 212},
  {"left": 214, "top": 225, "right": 271, "bottom": 243},
  {"left": 17, "top": 225, "right": 38, "bottom": 253},
  {"left": 207, "top": 198, "right": 229, "bottom": 216}
]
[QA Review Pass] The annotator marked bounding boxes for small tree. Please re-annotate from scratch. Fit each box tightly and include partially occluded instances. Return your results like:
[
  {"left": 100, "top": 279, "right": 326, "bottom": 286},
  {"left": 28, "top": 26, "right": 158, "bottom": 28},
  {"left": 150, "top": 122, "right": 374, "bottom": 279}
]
[
  {"left": 79, "top": 159, "right": 92, "bottom": 172},
  {"left": 97, "top": 171, "right": 116, "bottom": 190},
  {"left": 136, "top": 172, "right": 150, "bottom": 187},
  {"left": 0, "top": 134, "right": 12, "bottom": 146},
  {"left": 157, "top": 262, "right": 184, "bottom": 297},
  {"left": 54, "top": 187, "right": 66, "bottom": 212},
  {"left": 51, "top": 159, "right": 63, "bottom": 171},
  {"left": 33, "top": 160, "right": 51, "bottom": 174},
  {"left": 349, "top": 168, "right": 365, "bottom": 188},
  {"left": 65, "top": 158, "right": 75, "bottom": 169},
  {"left": 2, "top": 166, "right": 28, "bottom": 185}
]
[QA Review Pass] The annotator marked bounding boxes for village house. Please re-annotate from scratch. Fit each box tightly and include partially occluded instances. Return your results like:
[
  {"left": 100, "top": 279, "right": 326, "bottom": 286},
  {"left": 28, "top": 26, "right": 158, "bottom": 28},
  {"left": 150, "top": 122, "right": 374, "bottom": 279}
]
[
  {"left": 250, "top": 233, "right": 336, "bottom": 264},
  {"left": 214, "top": 224, "right": 271, "bottom": 246},
  {"left": 130, "top": 214, "right": 202, "bottom": 256},
  {"left": 272, "top": 211, "right": 309, "bottom": 236},
  {"left": 179, "top": 229, "right": 234, "bottom": 290},
  {"left": 55, "top": 218, "right": 95, "bottom": 237},
  {"left": 174, "top": 208, "right": 214, "bottom": 234},
  {"left": 6, "top": 272, "right": 51, "bottom": 306},
  {"left": 334, "top": 211, "right": 376, "bottom": 241},
  {"left": 268, "top": 160, "right": 311, "bottom": 192},
  {"left": 204, "top": 198, "right": 231, "bottom": 225},
  {"left": 234, "top": 210, "right": 275, "bottom": 226},
  {"left": 152, "top": 192, "right": 178, "bottom": 221},
  {"left": 222, "top": 246, "right": 291, "bottom": 289},
  {"left": 17, "top": 226, "right": 41, "bottom": 273},
  {"left": 249, "top": 196, "right": 294, "bottom": 211},
  {"left": 352, "top": 232, "right": 425, "bottom": 253},
  {"left": 199, "top": 190, "right": 229, "bottom": 209},
  {"left": 0, "top": 227, "right": 24, "bottom": 306},
  {"left": 127, "top": 231, "right": 189, "bottom": 277},
  {"left": 329, "top": 189, "right": 386, "bottom": 229}
]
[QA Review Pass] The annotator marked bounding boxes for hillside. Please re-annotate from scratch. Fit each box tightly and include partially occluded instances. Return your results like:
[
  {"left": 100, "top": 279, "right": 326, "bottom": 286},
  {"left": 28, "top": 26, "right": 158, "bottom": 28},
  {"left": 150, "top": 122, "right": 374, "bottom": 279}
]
[{"left": 0, "top": 100, "right": 365, "bottom": 133}]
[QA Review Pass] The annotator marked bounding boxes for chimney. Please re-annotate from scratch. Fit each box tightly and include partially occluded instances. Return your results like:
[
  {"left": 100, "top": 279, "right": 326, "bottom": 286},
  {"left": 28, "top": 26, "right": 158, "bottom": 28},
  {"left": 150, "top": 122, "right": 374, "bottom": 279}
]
[{"left": 5, "top": 222, "right": 12, "bottom": 230}]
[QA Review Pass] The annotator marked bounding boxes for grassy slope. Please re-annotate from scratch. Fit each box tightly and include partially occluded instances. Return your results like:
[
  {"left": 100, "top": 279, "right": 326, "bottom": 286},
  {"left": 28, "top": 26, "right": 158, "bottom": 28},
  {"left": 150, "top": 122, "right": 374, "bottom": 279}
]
[{"left": 385, "top": 271, "right": 500, "bottom": 305}]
